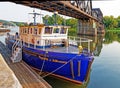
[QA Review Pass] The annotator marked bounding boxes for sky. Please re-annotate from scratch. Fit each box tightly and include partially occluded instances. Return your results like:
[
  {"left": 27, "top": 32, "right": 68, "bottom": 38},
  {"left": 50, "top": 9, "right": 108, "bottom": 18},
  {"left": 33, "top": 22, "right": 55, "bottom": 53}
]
[{"left": 0, "top": 0, "right": 120, "bottom": 22}]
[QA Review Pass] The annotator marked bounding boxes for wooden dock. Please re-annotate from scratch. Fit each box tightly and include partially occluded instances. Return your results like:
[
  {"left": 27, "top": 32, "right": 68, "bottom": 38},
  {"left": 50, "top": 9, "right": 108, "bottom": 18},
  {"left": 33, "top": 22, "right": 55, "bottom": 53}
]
[{"left": 0, "top": 41, "right": 52, "bottom": 88}]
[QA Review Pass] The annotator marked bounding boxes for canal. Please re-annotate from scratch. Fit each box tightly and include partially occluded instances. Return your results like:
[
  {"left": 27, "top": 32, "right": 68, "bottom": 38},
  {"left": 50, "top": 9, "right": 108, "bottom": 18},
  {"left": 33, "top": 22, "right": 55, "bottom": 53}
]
[{"left": 0, "top": 29, "right": 120, "bottom": 88}]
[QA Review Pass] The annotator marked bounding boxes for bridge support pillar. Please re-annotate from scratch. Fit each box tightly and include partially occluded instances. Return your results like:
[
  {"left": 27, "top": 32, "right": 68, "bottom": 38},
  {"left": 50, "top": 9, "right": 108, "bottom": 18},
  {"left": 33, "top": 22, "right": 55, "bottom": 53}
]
[{"left": 77, "top": 19, "right": 97, "bottom": 36}]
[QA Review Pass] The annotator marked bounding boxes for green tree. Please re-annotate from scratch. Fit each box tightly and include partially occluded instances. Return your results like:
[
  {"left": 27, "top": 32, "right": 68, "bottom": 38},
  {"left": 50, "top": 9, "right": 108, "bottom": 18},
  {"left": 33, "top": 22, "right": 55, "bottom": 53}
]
[
  {"left": 103, "top": 16, "right": 114, "bottom": 29},
  {"left": 112, "top": 18, "right": 118, "bottom": 28},
  {"left": 66, "top": 18, "right": 77, "bottom": 28},
  {"left": 43, "top": 14, "right": 64, "bottom": 25},
  {"left": 117, "top": 16, "right": 120, "bottom": 27},
  {"left": 43, "top": 15, "right": 77, "bottom": 36},
  {"left": 103, "top": 15, "right": 120, "bottom": 30},
  {"left": 66, "top": 18, "right": 78, "bottom": 36}
]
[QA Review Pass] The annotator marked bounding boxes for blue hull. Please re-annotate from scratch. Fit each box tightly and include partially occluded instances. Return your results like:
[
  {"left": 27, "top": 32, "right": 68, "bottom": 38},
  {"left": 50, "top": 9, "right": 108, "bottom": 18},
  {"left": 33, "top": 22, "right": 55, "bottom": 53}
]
[
  {"left": 6, "top": 39, "right": 94, "bottom": 84},
  {"left": 23, "top": 47, "right": 93, "bottom": 84}
]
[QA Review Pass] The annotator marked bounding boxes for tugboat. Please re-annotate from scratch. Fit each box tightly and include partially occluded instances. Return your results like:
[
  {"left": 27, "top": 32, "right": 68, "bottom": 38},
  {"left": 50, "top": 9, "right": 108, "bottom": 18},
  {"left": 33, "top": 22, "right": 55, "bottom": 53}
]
[{"left": 5, "top": 10, "right": 94, "bottom": 84}]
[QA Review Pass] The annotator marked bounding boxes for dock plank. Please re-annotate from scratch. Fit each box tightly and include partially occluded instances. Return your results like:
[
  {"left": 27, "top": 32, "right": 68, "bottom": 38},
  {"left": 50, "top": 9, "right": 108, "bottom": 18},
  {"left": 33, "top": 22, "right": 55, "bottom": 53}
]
[{"left": 0, "top": 41, "right": 52, "bottom": 88}]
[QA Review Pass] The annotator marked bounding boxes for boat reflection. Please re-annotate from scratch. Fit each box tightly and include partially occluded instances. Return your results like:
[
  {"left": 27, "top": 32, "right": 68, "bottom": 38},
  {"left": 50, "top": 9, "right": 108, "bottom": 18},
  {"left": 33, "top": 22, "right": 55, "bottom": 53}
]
[{"left": 44, "top": 74, "right": 90, "bottom": 88}]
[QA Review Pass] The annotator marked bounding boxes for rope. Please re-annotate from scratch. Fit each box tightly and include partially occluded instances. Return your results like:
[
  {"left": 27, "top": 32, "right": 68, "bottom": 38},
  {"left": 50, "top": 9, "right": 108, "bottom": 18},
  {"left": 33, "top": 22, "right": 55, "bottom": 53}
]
[
  {"left": 39, "top": 58, "right": 46, "bottom": 75},
  {"left": 42, "top": 54, "right": 80, "bottom": 78},
  {"left": 39, "top": 51, "right": 48, "bottom": 75}
]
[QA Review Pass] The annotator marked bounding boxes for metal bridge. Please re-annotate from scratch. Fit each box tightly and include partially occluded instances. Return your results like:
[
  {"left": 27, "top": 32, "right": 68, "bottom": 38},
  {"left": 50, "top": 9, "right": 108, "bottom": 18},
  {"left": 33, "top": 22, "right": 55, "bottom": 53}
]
[{"left": 10, "top": 1, "right": 104, "bottom": 36}]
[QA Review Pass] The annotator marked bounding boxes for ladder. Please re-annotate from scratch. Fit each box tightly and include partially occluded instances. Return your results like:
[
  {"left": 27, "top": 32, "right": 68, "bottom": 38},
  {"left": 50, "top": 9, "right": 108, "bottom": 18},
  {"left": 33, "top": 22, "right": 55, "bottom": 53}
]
[{"left": 11, "top": 39, "right": 22, "bottom": 63}]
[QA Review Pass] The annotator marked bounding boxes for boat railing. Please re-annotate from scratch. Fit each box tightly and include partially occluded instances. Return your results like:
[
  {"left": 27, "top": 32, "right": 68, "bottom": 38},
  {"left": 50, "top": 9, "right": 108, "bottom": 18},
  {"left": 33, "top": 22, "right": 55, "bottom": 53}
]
[
  {"left": 68, "top": 36, "right": 92, "bottom": 43},
  {"left": 12, "top": 38, "right": 22, "bottom": 56},
  {"left": 22, "top": 36, "right": 92, "bottom": 52},
  {"left": 68, "top": 36, "right": 92, "bottom": 51}
]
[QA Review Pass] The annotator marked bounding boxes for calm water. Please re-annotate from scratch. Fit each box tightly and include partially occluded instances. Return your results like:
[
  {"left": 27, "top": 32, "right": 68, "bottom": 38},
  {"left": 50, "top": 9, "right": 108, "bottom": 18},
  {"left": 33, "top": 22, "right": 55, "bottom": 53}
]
[{"left": 1, "top": 29, "right": 120, "bottom": 88}]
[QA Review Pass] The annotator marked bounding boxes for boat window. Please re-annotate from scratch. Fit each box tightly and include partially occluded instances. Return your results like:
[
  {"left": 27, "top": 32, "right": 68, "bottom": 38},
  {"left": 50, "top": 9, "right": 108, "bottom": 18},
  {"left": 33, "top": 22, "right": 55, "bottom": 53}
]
[
  {"left": 60, "top": 28, "right": 67, "bottom": 34},
  {"left": 30, "top": 28, "right": 32, "bottom": 34},
  {"left": 24, "top": 28, "right": 26, "bottom": 33},
  {"left": 25, "top": 28, "right": 28, "bottom": 34},
  {"left": 28, "top": 28, "right": 30, "bottom": 34},
  {"left": 39, "top": 28, "right": 42, "bottom": 34},
  {"left": 44, "top": 27, "right": 52, "bottom": 34},
  {"left": 23, "top": 28, "right": 25, "bottom": 34},
  {"left": 20, "top": 28, "right": 22, "bottom": 34},
  {"left": 34, "top": 28, "right": 37, "bottom": 34},
  {"left": 53, "top": 28, "right": 59, "bottom": 33},
  {"left": 22, "top": 28, "right": 23, "bottom": 34}
]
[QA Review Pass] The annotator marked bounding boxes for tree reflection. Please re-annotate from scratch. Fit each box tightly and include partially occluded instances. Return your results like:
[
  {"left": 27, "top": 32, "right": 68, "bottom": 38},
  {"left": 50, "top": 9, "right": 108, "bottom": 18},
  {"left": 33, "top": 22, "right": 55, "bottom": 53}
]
[
  {"left": 78, "top": 31, "right": 120, "bottom": 56},
  {"left": 104, "top": 31, "right": 120, "bottom": 43}
]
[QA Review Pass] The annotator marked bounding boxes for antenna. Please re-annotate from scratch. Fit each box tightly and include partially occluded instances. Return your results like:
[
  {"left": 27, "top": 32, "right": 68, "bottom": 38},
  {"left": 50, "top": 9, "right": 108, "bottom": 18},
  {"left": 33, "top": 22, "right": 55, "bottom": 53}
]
[
  {"left": 29, "top": 9, "right": 43, "bottom": 25},
  {"left": 64, "top": 4, "right": 66, "bottom": 26},
  {"left": 54, "top": 11, "right": 58, "bottom": 25}
]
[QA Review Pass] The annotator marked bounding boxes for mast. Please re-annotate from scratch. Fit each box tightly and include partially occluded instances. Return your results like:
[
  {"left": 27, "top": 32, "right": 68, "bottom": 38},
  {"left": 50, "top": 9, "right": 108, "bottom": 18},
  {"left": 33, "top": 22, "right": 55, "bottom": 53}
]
[
  {"left": 29, "top": 9, "right": 43, "bottom": 25},
  {"left": 54, "top": 11, "right": 58, "bottom": 25}
]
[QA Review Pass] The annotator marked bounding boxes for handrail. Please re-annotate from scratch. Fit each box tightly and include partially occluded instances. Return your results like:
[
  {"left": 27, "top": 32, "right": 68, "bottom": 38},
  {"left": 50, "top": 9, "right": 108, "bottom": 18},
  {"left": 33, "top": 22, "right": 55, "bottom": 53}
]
[
  {"left": 68, "top": 36, "right": 92, "bottom": 52},
  {"left": 68, "top": 36, "right": 92, "bottom": 42},
  {"left": 22, "top": 36, "right": 92, "bottom": 52},
  {"left": 12, "top": 40, "right": 18, "bottom": 55},
  {"left": 12, "top": 38, "right": 22, "bottom": 56},
  {"left": 11, "top": 37, "right": 23, "bottom": 63}
]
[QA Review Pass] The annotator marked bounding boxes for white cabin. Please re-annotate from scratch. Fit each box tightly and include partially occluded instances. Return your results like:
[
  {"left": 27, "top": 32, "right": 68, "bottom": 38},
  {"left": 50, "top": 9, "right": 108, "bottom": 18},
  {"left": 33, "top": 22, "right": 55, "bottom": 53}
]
[{"left": 19, "top": 24, "right": 70, "bottom": 47}]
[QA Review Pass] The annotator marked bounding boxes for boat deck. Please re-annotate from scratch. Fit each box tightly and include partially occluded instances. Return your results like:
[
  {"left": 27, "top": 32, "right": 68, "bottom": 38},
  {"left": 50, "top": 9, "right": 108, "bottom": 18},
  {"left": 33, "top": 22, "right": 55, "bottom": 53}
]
[{"left": 0, "top": 41, "right": 52, "bottom": 88}]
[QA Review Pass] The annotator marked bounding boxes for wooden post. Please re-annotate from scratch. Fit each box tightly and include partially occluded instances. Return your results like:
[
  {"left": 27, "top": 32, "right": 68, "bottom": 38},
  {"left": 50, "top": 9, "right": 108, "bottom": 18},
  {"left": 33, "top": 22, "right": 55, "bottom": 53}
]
[
  {"left": 70, "top": 61, "right": 74, "bottom": 79},
  {"left": 85, "top": 59, "right": 94, "bottom": 82},
  {"left": 78, "top": 61, "right": 81, "bottom": 76}
]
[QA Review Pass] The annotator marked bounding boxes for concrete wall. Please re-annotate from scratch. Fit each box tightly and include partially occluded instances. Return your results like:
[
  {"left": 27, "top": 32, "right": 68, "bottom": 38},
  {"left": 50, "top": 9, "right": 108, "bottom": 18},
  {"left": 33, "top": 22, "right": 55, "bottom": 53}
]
[{"left": 0, "top": 54, "right": 22, "bottom": 88}]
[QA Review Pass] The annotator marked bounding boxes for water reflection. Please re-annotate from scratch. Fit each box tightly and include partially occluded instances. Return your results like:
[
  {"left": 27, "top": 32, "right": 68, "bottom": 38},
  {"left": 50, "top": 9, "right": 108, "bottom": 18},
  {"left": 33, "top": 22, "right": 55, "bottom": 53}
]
[
  {"left": 44, "top": 76, "right": 88, "bottom": 88},
  {"left": 104, "top": 31, "right": 120, "bottom": 44},
  {"left": 78, "top": 34, "right": 104, "bottom": 56},
  {"left": 87, "top": 32, "right": 120, "bottom": 88}
]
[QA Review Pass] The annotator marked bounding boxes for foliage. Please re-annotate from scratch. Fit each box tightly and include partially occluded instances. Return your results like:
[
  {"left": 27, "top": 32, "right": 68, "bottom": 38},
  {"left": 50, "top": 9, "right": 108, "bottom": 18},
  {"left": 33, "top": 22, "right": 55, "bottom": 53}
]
[
  {"left": 117, "top": 16, "right": 120, "bottom": 27},
  {"left": 103, "top": 15, "right": 120, "bottom": 30},
  {"left": 11, "top": 21, "right": 28, "bottom": 26},
  {"left": 43, "top": 15, "right": 77, "bottom": 36},
  {"left": 0, "top": 19, "right": 14, "bottom": 26},
  {"left": 68, "top": 28, "right": 77, "bottom": 36},
  {"left": 43, "top": 14, "right": 64, "bottom": 25},
  {"left": 0, "top": 19, "right": 27, "bottom": 26},
  {"left": 66, "top": 18, "right": 77, "bottom": 28}
]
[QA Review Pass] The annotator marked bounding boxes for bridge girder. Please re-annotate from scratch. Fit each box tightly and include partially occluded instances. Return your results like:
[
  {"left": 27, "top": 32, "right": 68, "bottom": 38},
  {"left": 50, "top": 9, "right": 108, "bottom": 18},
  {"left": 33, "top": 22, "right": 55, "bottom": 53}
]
[
  {"left": 10, "top": 1, "right": 97, "bottom": 21},
  {"left": 71, "top": 0, "right": 92, "bottom": 16}
]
